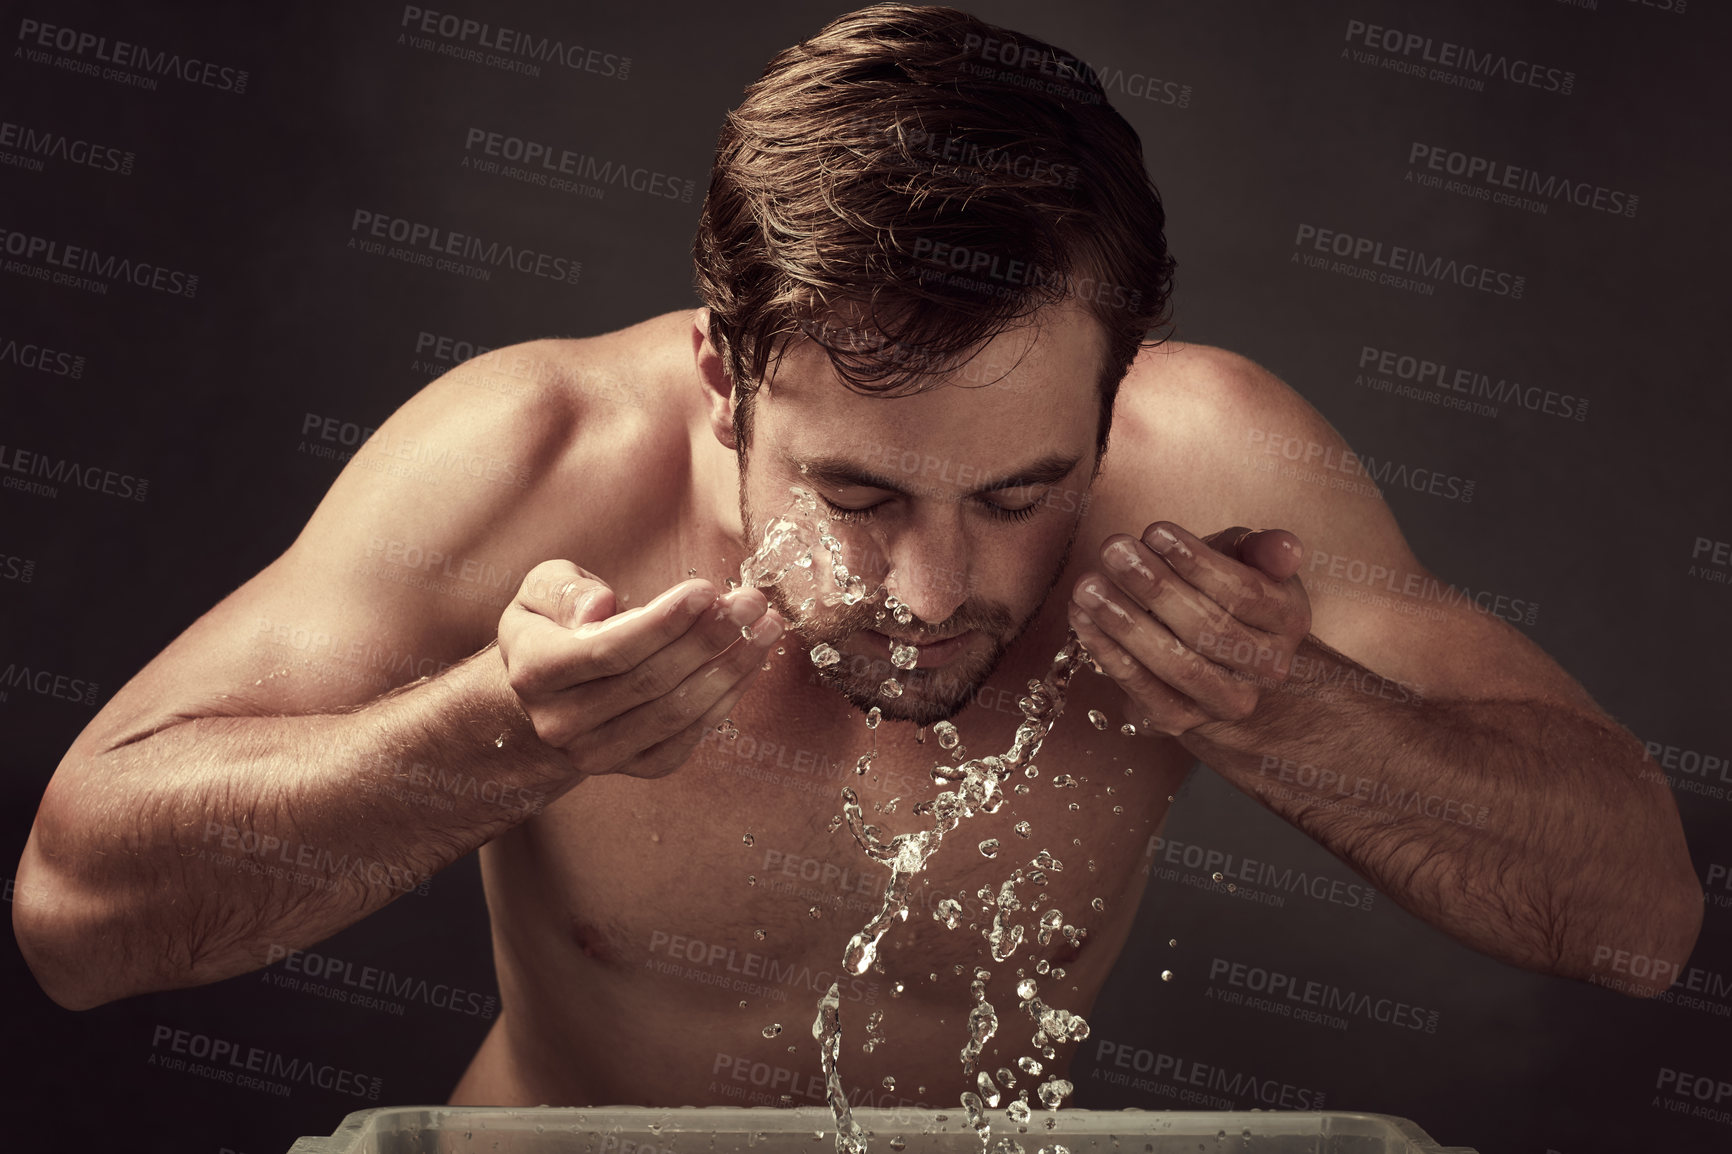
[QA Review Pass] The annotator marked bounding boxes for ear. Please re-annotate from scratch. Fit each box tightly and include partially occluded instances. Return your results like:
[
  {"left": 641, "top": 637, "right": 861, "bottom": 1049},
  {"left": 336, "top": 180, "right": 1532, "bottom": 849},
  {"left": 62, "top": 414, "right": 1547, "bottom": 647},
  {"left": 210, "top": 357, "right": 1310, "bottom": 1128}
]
[{"left": 692, "top": 307, "right": 737, "bottom": 450}]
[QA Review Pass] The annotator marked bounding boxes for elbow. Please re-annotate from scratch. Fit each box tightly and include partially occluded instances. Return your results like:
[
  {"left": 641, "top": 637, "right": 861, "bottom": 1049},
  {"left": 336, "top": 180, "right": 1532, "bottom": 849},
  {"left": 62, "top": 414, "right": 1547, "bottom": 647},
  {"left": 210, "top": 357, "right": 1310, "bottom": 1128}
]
[
  {"left": 12, "top": 829, "right": 136, "bottom": 1011},
  {"left": 1574, "top": 867, "right": 1704, "bottom": 1000}
]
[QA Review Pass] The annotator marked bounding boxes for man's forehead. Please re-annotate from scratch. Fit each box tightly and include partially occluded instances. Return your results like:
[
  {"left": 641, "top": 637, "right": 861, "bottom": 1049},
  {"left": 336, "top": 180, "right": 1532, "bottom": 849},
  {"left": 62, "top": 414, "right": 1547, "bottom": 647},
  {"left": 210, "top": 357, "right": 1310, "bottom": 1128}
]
[{"left": 766, "top": 298, "right": 1107, "bottom": 396}]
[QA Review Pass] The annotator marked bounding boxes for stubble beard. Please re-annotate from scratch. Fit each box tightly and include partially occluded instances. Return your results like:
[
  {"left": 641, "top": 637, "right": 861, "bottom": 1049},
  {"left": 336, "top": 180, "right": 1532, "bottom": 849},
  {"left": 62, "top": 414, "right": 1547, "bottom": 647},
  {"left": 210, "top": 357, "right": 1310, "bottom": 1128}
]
[{"left": 738, "top": 470, "right": 1082, "bottom": 727}]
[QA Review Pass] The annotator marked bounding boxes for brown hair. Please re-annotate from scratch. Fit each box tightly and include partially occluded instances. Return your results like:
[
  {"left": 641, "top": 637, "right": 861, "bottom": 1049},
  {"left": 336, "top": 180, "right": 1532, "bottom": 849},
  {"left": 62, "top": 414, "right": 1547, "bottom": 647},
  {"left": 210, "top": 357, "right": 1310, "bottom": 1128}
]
[{"left": 693, "top": 3, "right": 1177, "bottom": 454}]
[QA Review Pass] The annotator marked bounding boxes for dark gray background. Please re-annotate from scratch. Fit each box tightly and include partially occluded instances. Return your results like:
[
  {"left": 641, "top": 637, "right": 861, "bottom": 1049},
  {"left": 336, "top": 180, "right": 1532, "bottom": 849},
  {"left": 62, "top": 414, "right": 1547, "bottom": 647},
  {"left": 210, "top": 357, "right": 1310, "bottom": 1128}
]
[{"left": 2, "top": 2, "right": 1728, "bottom": 1152}]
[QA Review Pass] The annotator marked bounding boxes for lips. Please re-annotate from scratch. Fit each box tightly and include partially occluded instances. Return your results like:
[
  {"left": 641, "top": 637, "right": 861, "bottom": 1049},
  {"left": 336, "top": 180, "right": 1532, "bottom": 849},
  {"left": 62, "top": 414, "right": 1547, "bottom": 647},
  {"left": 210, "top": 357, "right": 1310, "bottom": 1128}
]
[{"left": 865, "top": 629, "right": 975, "bottom": 668}]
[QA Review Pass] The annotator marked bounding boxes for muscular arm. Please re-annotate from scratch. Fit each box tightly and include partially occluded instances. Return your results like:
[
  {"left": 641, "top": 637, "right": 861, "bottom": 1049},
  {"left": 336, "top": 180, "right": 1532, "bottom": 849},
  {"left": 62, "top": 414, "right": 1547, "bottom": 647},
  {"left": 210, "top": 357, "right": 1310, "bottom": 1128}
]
[
  {"left": 1079, "top": 344, "right": 1700, "bottom": 995},
  {"left": 12, "top": 341, "right": 779, "bottom": 1010},
  {"left": 16, "top": 642, "right": 563, "bottom": 1010},
  {"left": 1181, "top": 633, "right": 1698, "bottom": 995}
]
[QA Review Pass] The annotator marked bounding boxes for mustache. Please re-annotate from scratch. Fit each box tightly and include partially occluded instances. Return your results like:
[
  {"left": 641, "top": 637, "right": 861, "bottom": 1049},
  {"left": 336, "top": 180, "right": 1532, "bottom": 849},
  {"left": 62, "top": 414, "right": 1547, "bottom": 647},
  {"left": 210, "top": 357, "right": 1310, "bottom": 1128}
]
[{"left": 803, "top": 593, "right": 1016, "bottom": 645}]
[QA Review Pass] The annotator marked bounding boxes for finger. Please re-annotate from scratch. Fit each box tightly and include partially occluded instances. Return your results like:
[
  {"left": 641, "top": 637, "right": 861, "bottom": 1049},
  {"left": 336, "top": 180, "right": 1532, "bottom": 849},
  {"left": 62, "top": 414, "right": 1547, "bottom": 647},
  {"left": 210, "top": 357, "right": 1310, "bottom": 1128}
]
[
  {"left": 1068, "top": 603, "right": 1208, "bottom": 736},
  {"left": 1070, "top": 580, "right": 1259, "bottom": 723},
  {"left": 1143, "top": 522, "right": 1308, "bottom": 638},
  {"left": 515, "top": 578, "right": 723, "bottom": 697},
  {"left": 568, "top": 586, "right": 771, "bottom": 721},
  {"left": 621, "top": 629, "right": 787, "bottom": 780},
  {"left": 577, "top": 610, "right": 786, "bottom": 773},
  {"left": 514, "top": 559, "right": 616, "bottom": 628},
  {"left": 1095, "top": 536, "right": 1284, "bottom": 679}
]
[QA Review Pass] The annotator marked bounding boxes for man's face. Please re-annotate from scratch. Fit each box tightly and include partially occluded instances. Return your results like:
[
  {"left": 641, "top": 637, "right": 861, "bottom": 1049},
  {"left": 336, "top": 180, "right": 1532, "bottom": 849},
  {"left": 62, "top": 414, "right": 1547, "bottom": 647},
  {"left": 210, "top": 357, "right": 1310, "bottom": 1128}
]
[{"left": 735, "top": 300, "right": 1106, "bottom": 726}]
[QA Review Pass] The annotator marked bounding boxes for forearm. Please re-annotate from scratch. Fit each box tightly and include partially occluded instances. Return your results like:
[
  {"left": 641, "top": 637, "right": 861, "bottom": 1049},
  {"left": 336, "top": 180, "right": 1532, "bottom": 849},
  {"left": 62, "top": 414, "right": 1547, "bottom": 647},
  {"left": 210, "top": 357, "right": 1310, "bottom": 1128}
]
[
  {"left": 14, "top": 642, "right": 570, "bottom": 1009},
  {"left": 1182, "top": 636, "right": 1701, "bottom": 988}
]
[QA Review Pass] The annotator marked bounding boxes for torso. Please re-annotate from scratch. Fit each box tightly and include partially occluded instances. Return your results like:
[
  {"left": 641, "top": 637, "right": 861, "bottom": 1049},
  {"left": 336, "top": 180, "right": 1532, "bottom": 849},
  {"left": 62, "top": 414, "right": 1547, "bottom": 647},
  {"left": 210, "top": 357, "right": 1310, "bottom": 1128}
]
[{"left": 450, "top": 311, "right": 1228, "bottom": 1109}]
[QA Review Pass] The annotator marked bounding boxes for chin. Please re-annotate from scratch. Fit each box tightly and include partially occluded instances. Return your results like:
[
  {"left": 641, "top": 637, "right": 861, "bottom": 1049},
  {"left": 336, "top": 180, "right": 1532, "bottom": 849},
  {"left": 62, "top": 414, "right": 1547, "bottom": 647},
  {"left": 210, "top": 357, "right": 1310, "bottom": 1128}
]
[{"left": 820, "top": 640, "right": 1005, "bottom": 727}]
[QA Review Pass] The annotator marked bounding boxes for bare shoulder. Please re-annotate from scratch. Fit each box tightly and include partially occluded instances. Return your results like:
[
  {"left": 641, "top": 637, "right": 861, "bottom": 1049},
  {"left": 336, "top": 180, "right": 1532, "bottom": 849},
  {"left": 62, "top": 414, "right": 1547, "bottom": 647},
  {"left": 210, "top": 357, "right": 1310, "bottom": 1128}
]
[
  {"left": 73, "top": 315, "right": 697, "bottom": 749},
  {"left": 1100, "top": 340, "right": 1600, "bottom": 711}
]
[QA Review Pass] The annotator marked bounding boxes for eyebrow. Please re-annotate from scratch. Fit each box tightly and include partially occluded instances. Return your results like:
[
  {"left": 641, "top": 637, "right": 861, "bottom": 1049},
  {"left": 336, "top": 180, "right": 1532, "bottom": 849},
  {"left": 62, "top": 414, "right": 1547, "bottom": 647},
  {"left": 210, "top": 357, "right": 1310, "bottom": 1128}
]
[{"left": 789, "top": 452, "right": 1082, "bottom": 496}]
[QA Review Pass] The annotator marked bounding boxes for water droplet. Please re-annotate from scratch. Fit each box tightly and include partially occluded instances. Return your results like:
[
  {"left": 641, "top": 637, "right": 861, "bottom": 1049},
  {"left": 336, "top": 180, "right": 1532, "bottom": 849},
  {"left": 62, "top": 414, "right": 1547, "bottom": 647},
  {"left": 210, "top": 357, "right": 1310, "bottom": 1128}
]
[
  {"left": 1120, "top": 723, "right": 1136, "bottom": 736},
  {"left": 1211, "top": 871, "right": 1224, "bottom": 882},
  {"left": 762, "top": 1023, "right": 782, "bottom": 1038},
  {"left": 1160, "top": 969, "right": 1173, "bottom": 982},
  {"left": 979, "top": 839, "right": 1000, "bottom": 859},
  {"left": 827, "top": 814, "right": 843, "bottom": 834},
  {"left": 1051, "top": 967, "right": 1066, "bottom": 980},
  {"left": 892, "top": 981, "right": 905, "bottom": 997},
  {"left": 810, "top": 644, "right": 841, "bottom": 668},
  {"left": 997, "top": 1065, "right": 1017, "bottom": 1089},
  {"left": 1088, "top": 710, "right": 1108, "bottom": 730},
  {"left": 883, "top": 1076, "right": 896, "bottom": 1091},
  {"left": 1019, "top": 1056, "right": 1043, "bottom": 1076},
  {"left": 915, "top": 726, "right": 926, "bottom": 744},
  {"left": 1024, "top": 764, "right": 1039, "bottom": 778},
  {"left": 742, "top": 832, "right": 754, "bottom": 847},
  {"left": 755, "top": 928, "right": 767, "bottom": 940},
  {"left": 1112, "top": 805, "right": 1124, "bottom": 815},
  {"left": 1032, "top": 850, "right": 1063, "bottom": 872},
  {"left": 934, "top": 721, "right": 961, "bottom": 750},
  {"left": 718, "top": 718, "right": 739, "bottom": 740},
  {"left": 1015, "top": 977, "right": 1038, "bottom": 1000},
  {"left": 493, "top": 732, "right": 507, "bottom": 748},
  {"left": 977, "top": 1070, "right": 1001, "bottom": 1107},
  {"left": 1036, "top": 1078, "right": 1074, "bottom": 1109},
  {"left": 888, "top": 1140, "right": 907, "bottom": 1152},
  {"left": 747, "top": 874, "right": 756, "bottom": 886},
  {"left": 934, "top": 898, "right": 964, "bottom": 930},
  {"left": 1038, "top": 1146, "right": 1070, "bottom": 1154},
  {"left": 855, "top": 752, "right": 876, "bottom": 775},
  {"left": 1067, "top": 802, "right": 1079, "bottom": 811},
  {"left": 1013, "top": 821, "right": 1031, "bottom": 838},
  {"left": 808, "top": 906, "right": 822, "bottom": 919},
  {"left": 890, "top": 643, "right": 919, "bottom": 670},
  {"left": 866, "top": 706, "right": 882, "bottom": 729},
  {"left": 1091, "top": 898, "right": 1105, "bottom": 912},
  {"left": 895, "top": 604, "right": 913, "bottom": 625},
  {"left": 1034, "top": 959, "right": 1050, "bottom": 975},
  {"left": 880, "top": 678, "right": 903, "bottom": 699},
  {"left": 1006, "top": 1099, "right": 1031, "bottom": 1124},
  {"left": 1168, "top": 937, "right": 1178, "bottom": 947}
]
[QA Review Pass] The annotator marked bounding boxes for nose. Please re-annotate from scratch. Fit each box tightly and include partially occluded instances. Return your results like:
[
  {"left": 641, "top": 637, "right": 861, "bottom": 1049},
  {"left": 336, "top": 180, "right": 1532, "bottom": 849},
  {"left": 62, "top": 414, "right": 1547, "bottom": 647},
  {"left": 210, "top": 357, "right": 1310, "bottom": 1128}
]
[{"left": 879, "top": 510, "right": 971, "bottom": 628}]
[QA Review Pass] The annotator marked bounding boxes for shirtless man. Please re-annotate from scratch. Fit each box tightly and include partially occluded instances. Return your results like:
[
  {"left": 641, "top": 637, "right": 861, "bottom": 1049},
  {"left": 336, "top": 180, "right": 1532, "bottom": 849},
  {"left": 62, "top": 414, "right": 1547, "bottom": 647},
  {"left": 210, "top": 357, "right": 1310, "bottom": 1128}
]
[{"left": 13, "top": 4, "right": 1699, "bottom": 1112}]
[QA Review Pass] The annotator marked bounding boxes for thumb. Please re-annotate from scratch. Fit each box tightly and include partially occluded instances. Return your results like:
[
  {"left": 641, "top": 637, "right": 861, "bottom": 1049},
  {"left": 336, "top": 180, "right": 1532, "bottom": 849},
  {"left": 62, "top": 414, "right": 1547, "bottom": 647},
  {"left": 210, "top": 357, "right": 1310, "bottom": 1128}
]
[{"left": 1209, "top": 526, "right": 1305, "bottom": 583}]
